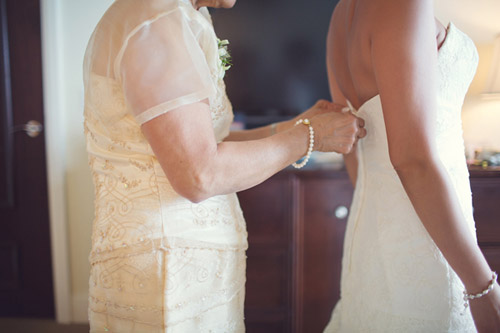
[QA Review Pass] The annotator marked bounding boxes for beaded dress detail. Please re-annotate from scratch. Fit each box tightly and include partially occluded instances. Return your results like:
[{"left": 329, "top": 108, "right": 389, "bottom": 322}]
[
  {"left": 83, "top": 0, "right": 247, "bottom": 331},
  {"left": 324, "top": 23, "right": 479, "bottom": 332}
]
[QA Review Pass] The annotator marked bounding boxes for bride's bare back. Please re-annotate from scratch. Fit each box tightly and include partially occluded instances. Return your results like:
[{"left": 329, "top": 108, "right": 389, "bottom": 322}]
[{"left": 326, "top": 0, "right": 447, "bottom": 110}]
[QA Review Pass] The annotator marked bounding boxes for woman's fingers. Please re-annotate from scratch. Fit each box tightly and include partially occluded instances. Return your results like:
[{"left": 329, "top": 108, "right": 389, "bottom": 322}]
[{"left": 309, "top": 111, "right": 363, "bottom": 154}]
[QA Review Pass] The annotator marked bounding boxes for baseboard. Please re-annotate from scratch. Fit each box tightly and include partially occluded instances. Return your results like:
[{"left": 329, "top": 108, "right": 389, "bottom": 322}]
[{"left": 71, "top": 292, "right": 89, "bottom": 324}]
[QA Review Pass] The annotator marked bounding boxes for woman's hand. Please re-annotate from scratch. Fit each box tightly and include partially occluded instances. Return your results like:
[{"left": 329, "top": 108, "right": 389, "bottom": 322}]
[
  {"left": 310, "top": 108, "right": 365, "bottom": 154},
  {"left": 469, "top": 283, "right": 500, "bottom": 333},
  {"left": 279, "top": 99, "right": 350, "bottom": 132},
  {"left": 296, "top": 99, "right": 349, "bottom": 122},
  {"left": 288, "top": 100, "right": 366, "bottom": 154}
]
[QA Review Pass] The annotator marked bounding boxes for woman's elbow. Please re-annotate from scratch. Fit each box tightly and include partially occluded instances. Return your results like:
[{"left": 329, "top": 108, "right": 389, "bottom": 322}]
[
  {"left": 177, "top": 188, "right": 208, "bottom": 204},
  {"left": 183, "top": 192, "right": 209, "bottom": 204},
  {"left": 170, "top": 170, "right": 215, "bottom": 204}
]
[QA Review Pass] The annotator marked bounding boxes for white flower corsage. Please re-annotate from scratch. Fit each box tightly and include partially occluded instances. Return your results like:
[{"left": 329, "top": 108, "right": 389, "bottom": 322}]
[{"left": 217, "top": 38, "right": 232, "bottom": 78}]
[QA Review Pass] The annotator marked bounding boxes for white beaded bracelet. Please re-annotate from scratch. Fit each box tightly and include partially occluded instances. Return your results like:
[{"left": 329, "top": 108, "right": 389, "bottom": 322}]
[
  {"left": 463, "top": 271, "right": 498, "bottom": 312},
  {"left": 292, "top": 118, "right": 314, "bottom": 169}
]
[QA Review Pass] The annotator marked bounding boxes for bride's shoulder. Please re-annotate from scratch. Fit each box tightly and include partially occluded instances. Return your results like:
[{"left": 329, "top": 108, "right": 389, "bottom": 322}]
[
  {"left": 363, "top": 0, "right": 434, "bottom": 20},
  {"left": 363, "top": 0, "right": 435, "bottom": 34}
]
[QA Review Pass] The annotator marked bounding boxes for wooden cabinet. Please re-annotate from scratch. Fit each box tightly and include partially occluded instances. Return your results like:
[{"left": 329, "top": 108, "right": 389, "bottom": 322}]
[
  {"left": 238, "top": 169, "right": 353, "bottom": 333},
  {"left": 240, "top": 173, "right": 294, "bottom": 332},
  {"left": 298, "top": 173, "right": 353, "bottom": 332},
  {"left": 470, "top": 168, "right": 500, "bottom": 275},
  {"left": 238, "top": 168, "right": 500, "bottom": 332}
]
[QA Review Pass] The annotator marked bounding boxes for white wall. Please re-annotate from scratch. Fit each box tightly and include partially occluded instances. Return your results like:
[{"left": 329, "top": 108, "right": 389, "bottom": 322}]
[
  {"left": 42, "top": 0, "right": 113, "bottom": 323},
  {"left": 434, "top": 0, "right": 500, "bottom": 44},
  {"left": 435, "top": 2, "right": 500, "bottom": 153},
  {"left": 462, "top": 43, "right": 500, "bottom": 154},
  {"left": 60, "top": 0, "right": 114, "bottom": 322}
]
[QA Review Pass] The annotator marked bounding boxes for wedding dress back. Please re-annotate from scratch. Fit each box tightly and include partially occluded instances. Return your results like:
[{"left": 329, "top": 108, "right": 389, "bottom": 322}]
[{"left": 325, "top": 23, "right": 479, "bottom": 332}]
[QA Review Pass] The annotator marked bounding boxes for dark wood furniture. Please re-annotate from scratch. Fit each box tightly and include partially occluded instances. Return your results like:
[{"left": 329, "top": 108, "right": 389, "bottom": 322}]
[
  {"left": 239, "top": 169, "right": 353, "bottom": 333},
  {"left": 470, "top": 167, "right": 500, "bottom": 277},
  {"left": 239, "top": 167, "right": 500, "bottom": 333}
]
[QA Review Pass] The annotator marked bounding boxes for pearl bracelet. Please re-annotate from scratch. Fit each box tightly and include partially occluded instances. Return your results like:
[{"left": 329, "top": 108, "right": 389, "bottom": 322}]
[
  {"left": 463, "top": 271, "right": 498, "bottom": 312},
  {"left": 292, "top": 118, "right": 314, "bottom": 169}
]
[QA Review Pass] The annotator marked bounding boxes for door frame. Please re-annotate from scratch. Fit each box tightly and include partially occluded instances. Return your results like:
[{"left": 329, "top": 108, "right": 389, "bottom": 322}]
[{"left": 40, "top": 0, "right": 71, "bottom": 324}]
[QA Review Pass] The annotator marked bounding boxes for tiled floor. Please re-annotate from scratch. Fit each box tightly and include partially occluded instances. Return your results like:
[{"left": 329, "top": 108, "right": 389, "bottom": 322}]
[{"left": 0, "top": 318, "right": 89, "bottom": 333}]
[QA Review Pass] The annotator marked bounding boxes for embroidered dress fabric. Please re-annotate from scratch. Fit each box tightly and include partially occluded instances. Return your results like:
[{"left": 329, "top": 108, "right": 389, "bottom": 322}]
[
  {"left": 324, "top": 23, "right": 478, "bottom": 332},
  {"left": 83, "top": 0, "right": 247, "bottom": 332}
]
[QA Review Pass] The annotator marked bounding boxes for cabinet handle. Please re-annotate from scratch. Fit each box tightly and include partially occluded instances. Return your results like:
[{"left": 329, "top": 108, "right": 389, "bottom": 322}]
[{"left": 334, "top": 205, "right": 349, "bottom": 220}]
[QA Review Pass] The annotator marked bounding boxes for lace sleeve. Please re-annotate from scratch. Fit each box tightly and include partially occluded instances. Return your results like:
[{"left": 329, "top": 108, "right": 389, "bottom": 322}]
[{"left": 118, "top": 8, "right": 216, "bottom": 125}]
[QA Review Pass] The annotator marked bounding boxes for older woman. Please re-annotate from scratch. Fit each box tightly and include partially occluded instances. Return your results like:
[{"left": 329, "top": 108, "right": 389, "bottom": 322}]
[{"left": 83, "top": 0, "right": 364, "bottom": 331}]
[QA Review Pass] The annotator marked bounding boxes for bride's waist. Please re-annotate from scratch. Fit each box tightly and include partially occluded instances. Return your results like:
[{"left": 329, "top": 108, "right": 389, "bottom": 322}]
[
  {"left": 359, "top": 143, "right": 468, "bottom": 174},
  {"left": 358, "top": 159, "right": 470, "bottom": 185}
]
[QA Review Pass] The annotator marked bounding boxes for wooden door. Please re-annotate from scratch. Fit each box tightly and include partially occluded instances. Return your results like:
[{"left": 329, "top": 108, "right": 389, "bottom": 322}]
[{"left": 0, "top": 0, "right": 54, "bottom": 317}]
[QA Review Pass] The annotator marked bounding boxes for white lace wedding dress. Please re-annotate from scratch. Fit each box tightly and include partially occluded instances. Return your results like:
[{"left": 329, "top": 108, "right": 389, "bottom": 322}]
[
  {"left": 83, "top": 0, "right": 247, "bottom": 332},
  {"left": 324, "top": 23, "right": 479, "bottom": 332}
]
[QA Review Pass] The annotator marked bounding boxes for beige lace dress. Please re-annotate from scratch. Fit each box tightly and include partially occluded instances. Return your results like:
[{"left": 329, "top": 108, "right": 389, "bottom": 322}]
[{"left": 83, "top": 0, "right": 247, "bottom": 331}]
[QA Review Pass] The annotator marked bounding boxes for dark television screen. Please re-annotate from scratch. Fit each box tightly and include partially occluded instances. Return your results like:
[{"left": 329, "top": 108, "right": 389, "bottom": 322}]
[{"left": 210, "top": 0, "right": 339, "bottom": 122}]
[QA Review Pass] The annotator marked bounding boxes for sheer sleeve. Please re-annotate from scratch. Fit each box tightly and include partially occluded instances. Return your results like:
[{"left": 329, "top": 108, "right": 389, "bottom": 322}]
[{"left": 118, "top": 8, "right": 216, "bottom": 125}]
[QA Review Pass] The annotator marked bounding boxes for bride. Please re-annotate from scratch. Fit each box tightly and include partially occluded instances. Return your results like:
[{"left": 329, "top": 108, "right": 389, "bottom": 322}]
[{"left": 324, "top": 0, "right": 500, "bottom": 332}]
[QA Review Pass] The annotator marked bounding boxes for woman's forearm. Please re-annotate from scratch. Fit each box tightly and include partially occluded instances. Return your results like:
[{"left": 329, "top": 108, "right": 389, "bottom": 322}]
[
  {"left": 169, "top": 124, "right": 309, "bottom": 202},
  {"left": 214, "top": 127, "right": 307, "bottom": 192},
  {"left": 205, "top": 112, "right": 361, "bottom": 199},
  {"left": 225, "top": 121, "right": 289, "bottom": 141},
  {"left": 395, "top": 159, "right": 493, "bottom": 292},
  {"left": 225, "top": 124, "right": 274, "bottom": 141}
]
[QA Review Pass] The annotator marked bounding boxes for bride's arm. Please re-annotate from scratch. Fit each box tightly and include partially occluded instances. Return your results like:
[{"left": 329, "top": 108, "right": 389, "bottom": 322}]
[
  {"left": 371, "top": 0, "right": 499, "bottom": 330},
  {"left": 141, "top": 99, "right": 360, "bottom": 203}
]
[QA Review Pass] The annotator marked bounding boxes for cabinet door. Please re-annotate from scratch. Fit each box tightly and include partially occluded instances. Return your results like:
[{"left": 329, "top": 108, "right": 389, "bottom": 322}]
[
  {"left": 298, "top": 175, "right": 353, "bottom": 333},
  {"left": 238, "top": 174, "right": 293, "bottom": 333},
  {"left": 471, "top": 176, "right": 500, "bottom": 274},
  {"left": 471, "top": 177, "right": 500, "bottom": 244}
]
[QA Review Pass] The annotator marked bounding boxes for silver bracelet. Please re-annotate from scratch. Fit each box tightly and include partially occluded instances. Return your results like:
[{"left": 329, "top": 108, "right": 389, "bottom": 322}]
[
  {"left": 463, "top": 271, "right": 498, "bottom": 312},
  {"left": 291, "top": 119, "right": 314, "bottom": 169}
]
